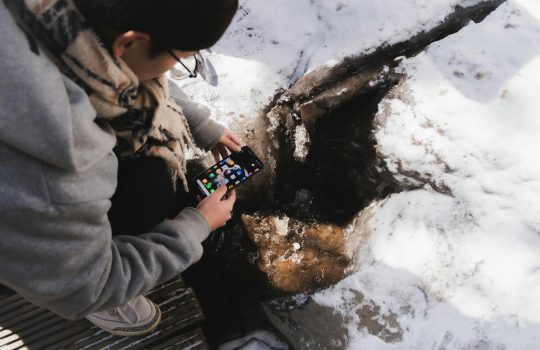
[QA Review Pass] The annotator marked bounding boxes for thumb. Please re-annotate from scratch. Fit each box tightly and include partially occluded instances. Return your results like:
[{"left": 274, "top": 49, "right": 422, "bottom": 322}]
[{"left": 214, "top": 184, "right": 228, "bottom": 200}]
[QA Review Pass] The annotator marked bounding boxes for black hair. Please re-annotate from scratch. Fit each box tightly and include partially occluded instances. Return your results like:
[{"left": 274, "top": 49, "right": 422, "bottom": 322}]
[{"left": 74, "top": 0, "right": 238, "bottom": 53}]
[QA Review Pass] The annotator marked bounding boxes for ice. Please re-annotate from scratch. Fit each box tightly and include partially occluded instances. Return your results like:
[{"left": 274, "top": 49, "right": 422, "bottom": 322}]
[
  {"left": 293, "top": 125, "right": 310, "bottom": 162},
  {"left": 273, "top": 216, "right": 289, "bottom": 237}
]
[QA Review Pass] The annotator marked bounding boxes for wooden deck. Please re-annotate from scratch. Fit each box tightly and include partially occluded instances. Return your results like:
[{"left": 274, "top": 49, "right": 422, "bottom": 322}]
[{"left": 0, "top": 277, "right": 208, "bottom": 349}]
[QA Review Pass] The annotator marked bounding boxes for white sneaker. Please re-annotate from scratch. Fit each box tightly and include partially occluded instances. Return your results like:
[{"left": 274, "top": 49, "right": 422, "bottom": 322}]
[{"left": 85, "top": 295, "right": 162, "bottom": 336}]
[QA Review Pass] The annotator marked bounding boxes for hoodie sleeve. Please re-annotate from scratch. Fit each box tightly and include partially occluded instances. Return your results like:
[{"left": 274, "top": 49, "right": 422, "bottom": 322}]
[
  {"left": 168, "top": 81, "right": 225, "bottom": 151},
  {"left": 0, "top": 203, "right": 210, "bottom": 320}
]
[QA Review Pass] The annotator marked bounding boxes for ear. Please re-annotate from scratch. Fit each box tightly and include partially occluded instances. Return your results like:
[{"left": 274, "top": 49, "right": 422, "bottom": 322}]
[{"left": 111, "top": 31, "right": 151, "bottom": 58}]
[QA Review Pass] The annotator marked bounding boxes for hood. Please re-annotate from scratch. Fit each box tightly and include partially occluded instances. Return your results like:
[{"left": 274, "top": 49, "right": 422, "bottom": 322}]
[{"left": 0, "top": 2, "right": 115, "bottom": 171}]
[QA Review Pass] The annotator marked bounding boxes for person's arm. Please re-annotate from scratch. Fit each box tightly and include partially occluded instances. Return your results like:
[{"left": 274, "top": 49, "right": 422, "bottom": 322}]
[
  {"left": 0, "top": 2, "right": 232, "bottom": 320},
  {"left": 0, "top": 201, "right": 210, "bottom": 320},
  {"left": 168, "top": 81, "right": 225, "bottom": 151}
]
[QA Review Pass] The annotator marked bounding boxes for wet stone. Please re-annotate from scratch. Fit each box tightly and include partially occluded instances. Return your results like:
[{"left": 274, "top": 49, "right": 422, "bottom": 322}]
[
  {"left": 241, "top": 213, "right": 351, "bottom": 294},
  {"left": 263, "top": 290, "right": 402, "bottom": 350}
]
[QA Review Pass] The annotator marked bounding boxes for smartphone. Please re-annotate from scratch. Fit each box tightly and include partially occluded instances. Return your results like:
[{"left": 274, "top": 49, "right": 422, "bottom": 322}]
[{"left": 192, "top": 146, "right": 264, "bottom": 197}]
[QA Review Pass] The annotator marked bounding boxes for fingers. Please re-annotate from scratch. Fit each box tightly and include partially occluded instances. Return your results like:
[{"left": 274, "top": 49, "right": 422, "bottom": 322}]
[
  {"left": 220, "top": 129, "right": 243, "bottom": 152},
  {"left": 225, "top": 189, "right": 236, "bottom": 206},
  {"left": 225, "top": 190, "right": 236, "bottom": 221},
  {"left": 211, "top": 148, "right": 221, "bottom": 162},
  {"left": 218, "top": 144, "right": 229, "bottom": 159},
  {"left": 203, "top": 185, "right": 227, "bottom": 202},
  {"left": 195, "top": 186, "right": 235, "bottom": 231},
  {"left": 213, "top": 184, "right": 228, "bottom": 200},
  {"left": 228, "top": 132, "right": 245, "bottom": 148}
]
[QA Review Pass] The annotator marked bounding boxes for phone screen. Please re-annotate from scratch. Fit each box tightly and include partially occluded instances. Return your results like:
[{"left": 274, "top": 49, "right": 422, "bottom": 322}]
[{"left": 193, "top": 146, "right": 264, "bottom": 197}]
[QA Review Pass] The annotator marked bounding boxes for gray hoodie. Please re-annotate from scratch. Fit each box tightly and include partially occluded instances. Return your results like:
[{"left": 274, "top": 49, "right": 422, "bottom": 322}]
[{"left": 0, "top": 1, "right": 224, "bottom": 320}]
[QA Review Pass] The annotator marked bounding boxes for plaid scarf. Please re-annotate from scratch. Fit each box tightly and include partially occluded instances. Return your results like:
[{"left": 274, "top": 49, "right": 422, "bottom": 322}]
[{"left": 9, "top": 0, "right": 196, "bottom": 191}]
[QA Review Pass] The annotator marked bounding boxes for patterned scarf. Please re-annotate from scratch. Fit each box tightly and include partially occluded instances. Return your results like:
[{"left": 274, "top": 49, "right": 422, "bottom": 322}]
[{"left": 9, "top": 0, "right": 196, "bottom": 191}]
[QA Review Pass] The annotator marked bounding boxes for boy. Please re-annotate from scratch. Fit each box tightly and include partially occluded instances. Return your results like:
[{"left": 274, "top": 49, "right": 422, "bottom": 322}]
[{"left": 0, "top": 0, "right": 239, "bottom": 336}]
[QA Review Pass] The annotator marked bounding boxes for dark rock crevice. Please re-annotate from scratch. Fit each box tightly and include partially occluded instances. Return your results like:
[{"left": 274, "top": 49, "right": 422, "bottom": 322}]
[{"left": 265, "top": 0, "right": 506, "bottom": 226}]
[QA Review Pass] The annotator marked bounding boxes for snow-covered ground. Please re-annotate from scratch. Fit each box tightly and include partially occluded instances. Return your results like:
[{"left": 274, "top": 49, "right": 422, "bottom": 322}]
[
  {"left": 314, "top": 0, "right": 540, "bottom": 349},
  {"left": 175, "top": 0, "right": 540, "bottom": 349},
  {"left": 175, "top": 0, "right": 492, "bottom": 122}
]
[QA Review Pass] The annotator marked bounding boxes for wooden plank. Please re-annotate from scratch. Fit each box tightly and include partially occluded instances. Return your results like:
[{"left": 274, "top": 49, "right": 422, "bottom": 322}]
[
  {"left": 0, "top": 276, "right": 206, "bottom": 350},
  {"left": 0, "top": 299, "right": 29, "bottom": 319},
  {"left": 0, "top": 307, "right": 50, "bottom": 337},
  {"left": 0, "top": 313, "right": 59, "bottom": 348},
  {"left": 52, "top": 327, "right": 103, "bottom": 350},
  {"left": 26, "top": 320, "right": 94, "bottom": 350},
  {"left": 108, "top": 309, "right": 204, "bottom": 350},
  {"left": 126, "top": 327, "right": 208, "bottom": 350},
  {"left": 0, "top": 294, "right": 21, "bottom": 308},
  {"left": 148, "top": 281, "right": 188, "bottom": 302},
  {"left": 0, "top": 301, "right": 43, "bottom": 325},
  {"left": 0, "top": 316, "right": 66, "bottom": 350}
]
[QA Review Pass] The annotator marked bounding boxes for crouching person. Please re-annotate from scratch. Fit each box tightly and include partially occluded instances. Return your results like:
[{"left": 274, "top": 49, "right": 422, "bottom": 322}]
[{"left": 0, "top": 0, "right": 239, "bottom": 336}]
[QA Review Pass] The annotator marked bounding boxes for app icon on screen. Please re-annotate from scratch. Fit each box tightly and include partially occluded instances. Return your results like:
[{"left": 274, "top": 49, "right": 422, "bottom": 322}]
[
  {"left": 202, "top": 179, "right": 208, "bottom": 184},
  {"left": 205, "top": 183, "right": 213, "bottom": 189},
  {"left": 208, "top": 173, "right": 216, "bottom": 179},
  {"left": 230, "top": 175, "right": 236, "bottom": 180}
]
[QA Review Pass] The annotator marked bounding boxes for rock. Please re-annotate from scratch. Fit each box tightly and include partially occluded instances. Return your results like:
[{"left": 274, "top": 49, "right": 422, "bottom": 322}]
[
  {"left": 264, "top": 297, "right": 349, "bottom": 350},
  {"left": 298, "top": 66, "right": 389, "bottom": 132},
  {"left": 287, "top": 65, "right": 335, "bottom": 98},
  {"left": 263, "top": 290, "right": 402, "bottom": 350},
  {"left": 241, "top": 213, "right": 351, "bottom": 294}
]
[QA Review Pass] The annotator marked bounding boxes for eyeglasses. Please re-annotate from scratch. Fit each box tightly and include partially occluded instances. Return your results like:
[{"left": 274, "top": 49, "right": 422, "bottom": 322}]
[
  {"left": 168, "top": 50, "right": 197, "bottom": 78},
  {"left": 168, "top": 50, "right": 219, "bottom": 86}
]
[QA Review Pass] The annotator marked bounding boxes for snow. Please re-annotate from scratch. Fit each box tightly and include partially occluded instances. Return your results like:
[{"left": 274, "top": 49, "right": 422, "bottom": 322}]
[
  {"left": 311, "top": 0, "right": 540, "bottom": 348},
  {"left": 293, "top": 125, "right": 310, "bottom": 162},
  {"left": 274, "top": 216, "right": 289, "bottom": 236},
  {"left": 172, "top": 0, "right": 540, "bottom": 348},
  {"left": 173, "top": 0, "right": 491, "bottom": 123}
]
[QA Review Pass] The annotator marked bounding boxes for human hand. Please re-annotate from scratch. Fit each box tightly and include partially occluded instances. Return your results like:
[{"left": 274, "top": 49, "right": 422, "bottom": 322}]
[
  {"left": 196, "top": 185, "right": 236, "bottom": 231},
  {"left": 211, "top": 128, "right": 244, "bottom": 162}
]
